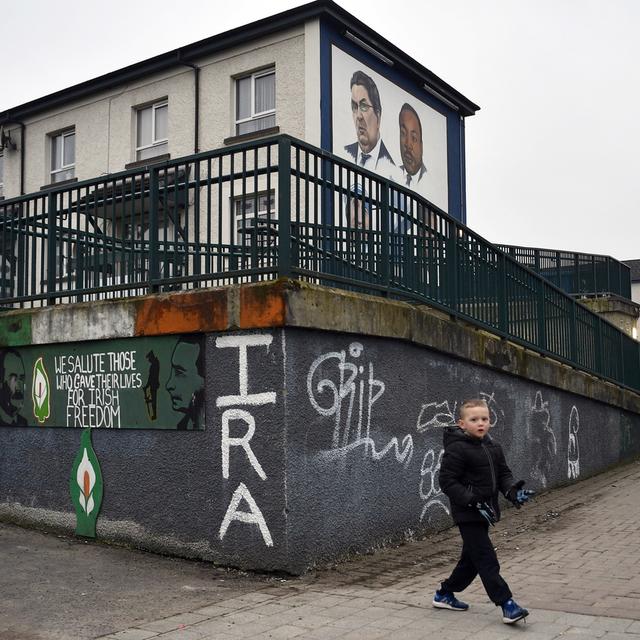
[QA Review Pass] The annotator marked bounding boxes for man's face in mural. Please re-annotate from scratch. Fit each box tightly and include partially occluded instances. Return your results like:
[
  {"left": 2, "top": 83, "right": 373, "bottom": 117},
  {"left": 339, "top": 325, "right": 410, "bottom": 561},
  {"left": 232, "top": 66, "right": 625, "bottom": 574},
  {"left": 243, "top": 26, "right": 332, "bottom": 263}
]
[
  {"left": 399, "top": 108, "right": 423, "bottom": 176},
  {"left": 351, "top": 83, "right": 380, "bottom": 154},
  {"left": 166, "top": 341, "right": 204, "bottom": 414},
  {"left": 0, "top": 352, "right": 25, "bottom": 418}
]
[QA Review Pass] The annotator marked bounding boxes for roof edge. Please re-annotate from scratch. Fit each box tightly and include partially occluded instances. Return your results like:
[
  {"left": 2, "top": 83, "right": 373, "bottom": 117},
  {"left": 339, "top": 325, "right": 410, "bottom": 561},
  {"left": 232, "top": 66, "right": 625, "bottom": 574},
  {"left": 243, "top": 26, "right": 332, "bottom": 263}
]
[{"left": 0, "top": 0, "right": 479, "bottom": 122}]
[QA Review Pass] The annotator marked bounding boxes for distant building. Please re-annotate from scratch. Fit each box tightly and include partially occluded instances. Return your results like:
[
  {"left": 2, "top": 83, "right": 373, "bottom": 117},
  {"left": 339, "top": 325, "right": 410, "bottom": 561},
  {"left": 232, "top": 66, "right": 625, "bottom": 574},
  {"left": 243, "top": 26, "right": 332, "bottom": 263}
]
[{"left": 623, "top": 259, "right": 640, "bottom": 338}]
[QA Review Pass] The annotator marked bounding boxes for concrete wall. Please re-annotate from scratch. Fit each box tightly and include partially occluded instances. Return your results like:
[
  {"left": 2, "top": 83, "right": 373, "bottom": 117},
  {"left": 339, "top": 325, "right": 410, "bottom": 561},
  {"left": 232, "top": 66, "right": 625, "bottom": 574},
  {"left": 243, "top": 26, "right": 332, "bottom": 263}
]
[{"left": 1, "top": 281, "right": 639, "bottom": 573}]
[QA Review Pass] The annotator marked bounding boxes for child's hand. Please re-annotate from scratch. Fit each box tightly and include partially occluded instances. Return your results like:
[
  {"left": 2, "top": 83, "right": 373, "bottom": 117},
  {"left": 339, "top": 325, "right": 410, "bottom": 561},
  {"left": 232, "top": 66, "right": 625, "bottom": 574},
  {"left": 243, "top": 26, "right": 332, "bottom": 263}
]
[
  {"left": 473, "top": 501, "right": 497, "bottom": 526},
  {"left": 506, "top": 481, "right": 534, "bottom": 508}
]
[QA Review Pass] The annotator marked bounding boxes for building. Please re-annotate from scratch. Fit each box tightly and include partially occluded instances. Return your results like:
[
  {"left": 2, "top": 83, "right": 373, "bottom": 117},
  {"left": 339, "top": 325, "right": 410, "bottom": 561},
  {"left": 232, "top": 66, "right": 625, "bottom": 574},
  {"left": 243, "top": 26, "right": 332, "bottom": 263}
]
[
  {"left": 0, "top": 0, "right": 477, "bottom": 220},
  {"left": 1, "top": 1, "right": 639, "bottom": 573}
]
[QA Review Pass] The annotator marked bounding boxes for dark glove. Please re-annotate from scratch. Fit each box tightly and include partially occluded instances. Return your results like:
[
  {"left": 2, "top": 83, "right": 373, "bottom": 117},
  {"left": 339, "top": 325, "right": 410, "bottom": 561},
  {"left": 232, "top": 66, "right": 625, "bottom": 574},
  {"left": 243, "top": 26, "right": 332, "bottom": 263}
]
[
  {"left": 472, "top": 500, "right": 497, "bottom": 526},
  {"left": 506, "top": 480, "right": 535, "bottom": 508}
]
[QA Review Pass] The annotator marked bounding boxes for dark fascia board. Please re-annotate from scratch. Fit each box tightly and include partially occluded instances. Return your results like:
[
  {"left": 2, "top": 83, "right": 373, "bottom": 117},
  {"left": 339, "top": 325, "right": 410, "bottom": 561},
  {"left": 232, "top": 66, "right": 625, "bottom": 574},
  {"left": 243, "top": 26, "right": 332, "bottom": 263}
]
[{"left": 0, "top": 0, "right": 479, "bottom": 123}]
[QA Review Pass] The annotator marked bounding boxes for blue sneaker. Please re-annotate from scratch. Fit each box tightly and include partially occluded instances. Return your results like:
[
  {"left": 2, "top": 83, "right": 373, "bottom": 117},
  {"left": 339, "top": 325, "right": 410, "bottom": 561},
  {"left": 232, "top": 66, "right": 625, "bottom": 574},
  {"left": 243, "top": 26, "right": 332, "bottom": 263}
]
[
  {"left": 501, "top": 598, "right": 529, "bottom": 624},
  {"left": 432, "top": 590, "right": 469, "bottom": 611}
]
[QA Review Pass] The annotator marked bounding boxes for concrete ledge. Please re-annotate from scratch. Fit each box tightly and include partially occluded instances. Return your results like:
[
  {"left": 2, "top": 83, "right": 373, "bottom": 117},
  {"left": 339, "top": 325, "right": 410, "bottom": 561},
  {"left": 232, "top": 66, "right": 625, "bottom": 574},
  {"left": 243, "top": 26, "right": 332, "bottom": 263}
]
[{"left": 1, "top": 278, "right": 639, "bottom": 414}]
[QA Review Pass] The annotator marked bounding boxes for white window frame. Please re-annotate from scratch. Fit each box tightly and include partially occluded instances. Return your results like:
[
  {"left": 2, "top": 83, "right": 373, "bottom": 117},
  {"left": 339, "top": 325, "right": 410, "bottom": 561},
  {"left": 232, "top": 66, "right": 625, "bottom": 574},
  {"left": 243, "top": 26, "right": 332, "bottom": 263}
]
[
  {"left": 234, "top": 190, "right": 276, "bottom": 243},
  {"left": 50, "top": 129, "right": 75, "bottom": 183},
  {"left": 135, "top": 100, "right": 168, "bottom": 160},
  {"left": 235, "top": 68, "right": 276, "bottom": 135}
]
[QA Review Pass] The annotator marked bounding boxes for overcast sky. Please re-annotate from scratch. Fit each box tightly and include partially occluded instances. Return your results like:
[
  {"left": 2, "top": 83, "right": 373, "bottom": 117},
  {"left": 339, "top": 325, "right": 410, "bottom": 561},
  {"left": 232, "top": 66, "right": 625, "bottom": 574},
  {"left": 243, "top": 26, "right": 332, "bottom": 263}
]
[{"left": 2, "top": 0, "right": 639, "bottom": 260}]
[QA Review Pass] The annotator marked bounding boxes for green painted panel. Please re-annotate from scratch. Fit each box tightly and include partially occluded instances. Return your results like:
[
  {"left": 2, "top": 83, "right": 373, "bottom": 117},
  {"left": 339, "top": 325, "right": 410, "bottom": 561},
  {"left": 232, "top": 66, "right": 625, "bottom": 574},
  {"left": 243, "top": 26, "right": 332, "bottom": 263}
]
[
  {"left": 0, "top": 314, "right": 32, "bottom": 347},
  {"left": 69, "top": 429, "right": 103, "bottom": 537},
  {"left": 0, "top": 335, "right": 205, "bottom": 429}
]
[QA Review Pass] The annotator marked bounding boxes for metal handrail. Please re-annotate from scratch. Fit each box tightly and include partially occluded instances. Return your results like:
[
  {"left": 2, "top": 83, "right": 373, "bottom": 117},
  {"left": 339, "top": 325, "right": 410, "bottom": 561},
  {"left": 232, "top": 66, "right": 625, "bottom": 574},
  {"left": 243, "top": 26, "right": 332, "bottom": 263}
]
[{"left": 1, "top": 133, "right": 638, "bottom": 393}]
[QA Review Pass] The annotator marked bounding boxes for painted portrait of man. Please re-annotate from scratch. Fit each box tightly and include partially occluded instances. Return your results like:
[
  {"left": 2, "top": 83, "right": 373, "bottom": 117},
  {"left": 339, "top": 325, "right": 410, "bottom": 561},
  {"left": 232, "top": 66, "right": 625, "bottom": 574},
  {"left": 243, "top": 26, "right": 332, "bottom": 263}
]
[
  {"left": 398, "top": 103, "right": 428, "bottom": 193},
  {"left": 165, "top": 336, "right": 205, "bottom": 430},
  {"left": 0, "top": 348, "right": 27, "bottom": 426},
  {"left": 344, "top": 70, "right": 395, "bottom": 178}
]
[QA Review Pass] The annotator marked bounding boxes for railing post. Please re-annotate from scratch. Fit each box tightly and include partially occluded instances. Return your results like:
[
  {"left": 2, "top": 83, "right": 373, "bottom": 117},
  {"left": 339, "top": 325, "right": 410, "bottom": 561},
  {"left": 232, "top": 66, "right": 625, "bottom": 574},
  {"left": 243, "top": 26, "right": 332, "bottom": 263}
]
[
  {"left": 497, "top": 252, "right": 507, "bottom": 332},
  {"left": 46, "top": 192, "right": 57, "bottom": 305},
  {"left": 620, "top": 331, "right": 625, "bottom": 386},
  {"left": 595, "top": 317, "right": 603, "bottom": 373},
  {"left": 449, "top": 221, "right": 459, "bottom": 310},
  {"left": 148, "top": 167, "right": 160, "bottom": 294},
  {"left": 570, "top": 299, "right": 578, "bottom": 364},
  {"left": 277, "top": 137, "right": 292, "bottom": 280},
  {"left": 380, "top": 182, "right": 390, "bottom": 294},
  {"left": 537, "top": 277, "right": 546, "bottom": 351}
]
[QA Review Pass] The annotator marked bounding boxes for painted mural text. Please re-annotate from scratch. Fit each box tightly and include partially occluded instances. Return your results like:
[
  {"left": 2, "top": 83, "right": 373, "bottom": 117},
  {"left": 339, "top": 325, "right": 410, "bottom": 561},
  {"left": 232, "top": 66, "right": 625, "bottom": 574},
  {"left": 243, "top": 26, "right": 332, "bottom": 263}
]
[{"left": 55, "top": 350, "right": 142, "bottom": 429}]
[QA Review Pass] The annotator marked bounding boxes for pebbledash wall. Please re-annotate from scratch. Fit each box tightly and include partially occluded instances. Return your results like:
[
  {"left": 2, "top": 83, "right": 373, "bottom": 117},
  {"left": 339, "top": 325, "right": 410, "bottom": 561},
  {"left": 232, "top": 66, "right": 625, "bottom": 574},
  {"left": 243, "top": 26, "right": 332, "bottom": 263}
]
[{"left": 1, "top": 280, "right": 640, "bottom": 574}]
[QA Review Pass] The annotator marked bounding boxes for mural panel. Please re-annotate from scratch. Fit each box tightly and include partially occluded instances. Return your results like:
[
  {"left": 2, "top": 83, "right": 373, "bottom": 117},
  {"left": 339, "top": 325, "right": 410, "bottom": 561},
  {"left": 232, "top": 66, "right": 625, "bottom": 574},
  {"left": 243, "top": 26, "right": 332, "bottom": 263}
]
[
  {"left": 331, "top": 46, "right": 449, "bottom": 212},
  {"left": 0, "top": 335, "right": 205, "bottom": 429}
]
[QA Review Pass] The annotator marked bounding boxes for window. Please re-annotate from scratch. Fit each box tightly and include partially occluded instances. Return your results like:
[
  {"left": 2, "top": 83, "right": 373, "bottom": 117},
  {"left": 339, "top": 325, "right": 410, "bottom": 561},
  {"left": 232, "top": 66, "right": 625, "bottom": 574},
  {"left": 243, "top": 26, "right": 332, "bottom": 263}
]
[
  {"left": 0, "top": 152, "right": 3, "bottom": 198},
  {"left": 235, "top": 190, "right": 276, "bottom": 243},
  {"left": 235, "top": 68, "right": 275, "bottom": 136},
  {"left": 136, "top": 101, "right": 168, "bottom": 160},
  {"left": 50, "top": 129, "right": 75, "bottom": 183}
]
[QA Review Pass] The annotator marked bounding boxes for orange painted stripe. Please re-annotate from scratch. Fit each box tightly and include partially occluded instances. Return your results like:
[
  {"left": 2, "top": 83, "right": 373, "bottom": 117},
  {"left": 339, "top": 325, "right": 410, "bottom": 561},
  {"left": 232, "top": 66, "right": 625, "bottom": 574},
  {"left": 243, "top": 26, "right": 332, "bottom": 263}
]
[
  {"left": 83, "top": 470, "right": 91, "bottom": 498},
  {"left": 135, "top": 290, "right": 228, "bottom": 336},
  {"left": 239, "top": 282, "right": 286, "bottom": 329}
]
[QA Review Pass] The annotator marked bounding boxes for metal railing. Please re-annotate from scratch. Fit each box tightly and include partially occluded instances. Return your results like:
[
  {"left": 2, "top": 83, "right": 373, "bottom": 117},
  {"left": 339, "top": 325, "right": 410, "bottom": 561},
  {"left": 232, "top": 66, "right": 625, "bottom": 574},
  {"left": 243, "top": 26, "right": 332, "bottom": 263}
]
[
  {"left": 498, "top": 244, "right": 632, "bottom": 299},
  {"left": 1, "top": 134, "right": 639, "bottom": 392}
]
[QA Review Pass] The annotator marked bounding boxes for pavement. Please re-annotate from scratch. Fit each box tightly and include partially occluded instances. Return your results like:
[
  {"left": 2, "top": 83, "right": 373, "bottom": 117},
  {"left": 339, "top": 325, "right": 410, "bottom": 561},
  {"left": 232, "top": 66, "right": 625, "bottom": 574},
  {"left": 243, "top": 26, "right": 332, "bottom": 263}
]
[{"left": 2, "top": 459, "right": 640, "bottom": 640}]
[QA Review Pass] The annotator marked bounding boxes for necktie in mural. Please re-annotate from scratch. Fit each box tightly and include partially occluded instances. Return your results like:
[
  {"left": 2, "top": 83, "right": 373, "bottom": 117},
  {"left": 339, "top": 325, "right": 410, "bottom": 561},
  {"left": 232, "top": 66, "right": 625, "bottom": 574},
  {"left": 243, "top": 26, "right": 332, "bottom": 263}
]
[{"left": 360, "top": 153, "right": 370, "bottom": 167}]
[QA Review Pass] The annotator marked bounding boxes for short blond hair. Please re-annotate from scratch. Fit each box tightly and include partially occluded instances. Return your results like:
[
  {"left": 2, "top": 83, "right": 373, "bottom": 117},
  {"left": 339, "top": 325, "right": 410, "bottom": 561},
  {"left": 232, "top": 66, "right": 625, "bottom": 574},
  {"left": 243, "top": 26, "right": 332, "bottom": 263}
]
[{"left": 459, "top": 398, "right": 488, "bottom": 420}]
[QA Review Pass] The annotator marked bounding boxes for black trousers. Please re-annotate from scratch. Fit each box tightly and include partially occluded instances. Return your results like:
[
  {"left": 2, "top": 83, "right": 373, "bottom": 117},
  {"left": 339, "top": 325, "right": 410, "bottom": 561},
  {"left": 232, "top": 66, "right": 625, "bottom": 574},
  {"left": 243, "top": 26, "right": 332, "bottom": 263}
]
[{"left": 440, "top": 521, "right": 512, "bottom": 605}]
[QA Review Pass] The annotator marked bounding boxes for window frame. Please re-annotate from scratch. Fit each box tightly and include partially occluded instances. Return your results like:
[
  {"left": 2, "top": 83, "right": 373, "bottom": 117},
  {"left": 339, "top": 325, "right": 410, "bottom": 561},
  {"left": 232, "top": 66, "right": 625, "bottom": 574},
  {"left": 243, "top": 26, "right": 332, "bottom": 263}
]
[
  {"left": 50, "top": 128, "right": 76, "bottom": 184},
  {"left": 135, "top": 100, "right": 168, "bottom": 160},
  {"left": 234, "top": 189, "right": 277, "bottom": 244},
  {"left": 235, "top": 68, "right": 276, "bottom": 135},
  {"left": 0, "top": 151, "right": 4, "bottom": 199}
]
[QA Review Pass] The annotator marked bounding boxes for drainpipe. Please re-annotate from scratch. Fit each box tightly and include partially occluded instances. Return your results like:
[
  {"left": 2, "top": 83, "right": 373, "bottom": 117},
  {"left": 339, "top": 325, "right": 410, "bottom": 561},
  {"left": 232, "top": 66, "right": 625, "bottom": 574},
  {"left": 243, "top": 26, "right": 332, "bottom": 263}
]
[
  {"left": 0, "top": 117, "right": 25, "bottom": 195},
  {"left": 177, "top": 55, "right": 200, "bottom": 155},
  {"left": 19, "top": 122, "right": 25, "bottom": 195}
]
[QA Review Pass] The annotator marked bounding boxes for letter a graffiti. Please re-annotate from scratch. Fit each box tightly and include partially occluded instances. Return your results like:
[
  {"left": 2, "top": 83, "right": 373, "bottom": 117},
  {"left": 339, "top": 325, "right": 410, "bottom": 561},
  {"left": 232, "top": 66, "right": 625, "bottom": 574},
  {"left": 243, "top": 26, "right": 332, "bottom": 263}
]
[{"left": 219, "top": 482, "right": 273, "bottom": 547}]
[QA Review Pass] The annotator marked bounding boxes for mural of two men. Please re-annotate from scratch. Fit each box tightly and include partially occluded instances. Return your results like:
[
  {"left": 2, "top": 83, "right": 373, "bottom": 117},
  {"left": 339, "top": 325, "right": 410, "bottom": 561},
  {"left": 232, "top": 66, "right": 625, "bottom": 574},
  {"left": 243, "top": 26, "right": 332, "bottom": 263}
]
[{"left": 345, "top": 70, "right": 429, "bottom": 197}]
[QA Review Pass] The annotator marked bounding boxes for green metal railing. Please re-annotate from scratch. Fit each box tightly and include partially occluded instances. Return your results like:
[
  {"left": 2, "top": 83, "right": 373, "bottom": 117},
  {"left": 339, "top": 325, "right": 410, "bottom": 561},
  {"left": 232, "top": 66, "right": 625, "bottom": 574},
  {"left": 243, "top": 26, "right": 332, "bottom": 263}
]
[
  {"left": 498, "top": 244, "right": 632, "bottom": 299},
  {"left": 1, "top": 134, "right": 639, "bottom": 392}
]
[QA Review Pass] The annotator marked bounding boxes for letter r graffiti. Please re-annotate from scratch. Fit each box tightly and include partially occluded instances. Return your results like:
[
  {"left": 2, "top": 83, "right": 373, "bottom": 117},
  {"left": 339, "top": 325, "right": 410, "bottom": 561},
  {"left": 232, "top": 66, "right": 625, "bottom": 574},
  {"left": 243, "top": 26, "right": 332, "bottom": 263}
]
[{"left": 221, "top": 408, "right": 267, "bottom": 481}]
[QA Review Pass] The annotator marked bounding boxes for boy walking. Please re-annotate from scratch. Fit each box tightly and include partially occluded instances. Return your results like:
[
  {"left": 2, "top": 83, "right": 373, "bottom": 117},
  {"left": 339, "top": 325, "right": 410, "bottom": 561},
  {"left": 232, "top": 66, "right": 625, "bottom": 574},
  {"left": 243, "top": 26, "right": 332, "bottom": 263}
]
[{"left": 433, "top": 398, "right": 531, "bottom": 624}]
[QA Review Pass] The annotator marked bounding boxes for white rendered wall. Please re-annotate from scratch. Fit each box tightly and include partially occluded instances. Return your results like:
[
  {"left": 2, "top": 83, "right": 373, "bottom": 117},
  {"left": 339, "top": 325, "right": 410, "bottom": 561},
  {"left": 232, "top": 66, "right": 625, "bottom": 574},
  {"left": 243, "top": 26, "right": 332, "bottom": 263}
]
[{"left": 2, "top": 26, "right": 308, "bottom": 199}]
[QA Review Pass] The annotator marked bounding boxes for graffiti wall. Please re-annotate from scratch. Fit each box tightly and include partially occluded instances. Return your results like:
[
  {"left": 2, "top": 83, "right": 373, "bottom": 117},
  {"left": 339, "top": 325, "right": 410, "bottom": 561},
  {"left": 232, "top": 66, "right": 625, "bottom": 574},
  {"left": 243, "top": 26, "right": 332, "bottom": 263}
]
[{"left": 1, "top": 326, "right": 639, "bottom": 573}]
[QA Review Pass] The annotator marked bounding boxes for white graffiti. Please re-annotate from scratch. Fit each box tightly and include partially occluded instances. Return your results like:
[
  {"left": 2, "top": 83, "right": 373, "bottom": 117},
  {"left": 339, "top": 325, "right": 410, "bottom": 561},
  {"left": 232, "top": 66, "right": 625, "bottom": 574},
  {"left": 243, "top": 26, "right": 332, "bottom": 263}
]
[
  {"left": 307, "top": 342, "right": 413, "bottom": 466},
  {"left": 219, "top": 482, "right": 273, "bottom": 547},
  {"left": 416, "top": 401, "right": 457, "bottom": 431},
  {"left": 419, "top": 447, "right": 450, "bottom": 523},
  {"left": 215, "top": 333, "right": 275, "bottom": 546},
  {"left": 528, "top": 391, "right": 557, "bottom": 488},
  {"left": 568, "top": 405, "right": 580, "bottom": 480},
  {"left": 479, "top": 391, "right": 504, "bottom": 429}
]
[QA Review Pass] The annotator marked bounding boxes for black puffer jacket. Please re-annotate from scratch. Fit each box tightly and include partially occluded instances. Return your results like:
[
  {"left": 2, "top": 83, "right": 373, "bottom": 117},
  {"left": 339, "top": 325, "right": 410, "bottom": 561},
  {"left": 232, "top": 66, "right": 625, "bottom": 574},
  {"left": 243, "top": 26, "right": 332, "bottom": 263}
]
[{"left": 439, "top": 426, "right": 515, "bottom": 524}]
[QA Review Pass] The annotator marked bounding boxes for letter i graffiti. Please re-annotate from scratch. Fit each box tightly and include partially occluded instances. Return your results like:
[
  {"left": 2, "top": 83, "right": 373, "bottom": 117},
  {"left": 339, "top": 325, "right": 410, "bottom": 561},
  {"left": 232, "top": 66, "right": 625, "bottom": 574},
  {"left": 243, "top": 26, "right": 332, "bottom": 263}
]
[
  {"left": 32, "top": 357, "right": 51, "bottom": 424},
  {"left": 69, "top": 429, "right": 103, "bottom": 538}
]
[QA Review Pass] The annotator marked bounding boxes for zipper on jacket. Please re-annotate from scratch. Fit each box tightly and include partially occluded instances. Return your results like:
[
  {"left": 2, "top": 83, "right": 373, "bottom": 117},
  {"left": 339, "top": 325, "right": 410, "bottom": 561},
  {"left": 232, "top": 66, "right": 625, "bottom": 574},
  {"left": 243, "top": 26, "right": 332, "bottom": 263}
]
[{"left": 481, "top": 443, "right": 497, "bottom": 493}]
